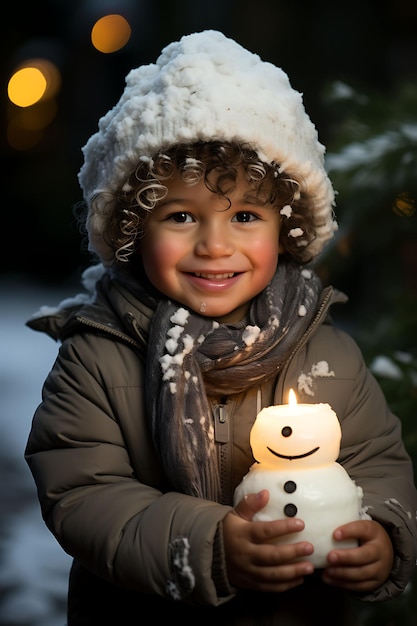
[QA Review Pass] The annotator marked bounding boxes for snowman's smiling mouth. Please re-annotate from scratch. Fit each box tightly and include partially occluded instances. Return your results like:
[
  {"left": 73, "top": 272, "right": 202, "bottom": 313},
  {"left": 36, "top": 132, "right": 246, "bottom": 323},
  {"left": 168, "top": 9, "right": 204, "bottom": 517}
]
[{"left": 267, "top": 446, "right": 320, "bottom": 461}]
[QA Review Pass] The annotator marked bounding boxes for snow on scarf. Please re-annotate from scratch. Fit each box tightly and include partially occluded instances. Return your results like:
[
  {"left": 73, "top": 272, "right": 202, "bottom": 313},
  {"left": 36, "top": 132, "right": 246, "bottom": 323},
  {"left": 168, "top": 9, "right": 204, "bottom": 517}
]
[{"left": 145, "top": 261, "right": 322, "bottom": 502}]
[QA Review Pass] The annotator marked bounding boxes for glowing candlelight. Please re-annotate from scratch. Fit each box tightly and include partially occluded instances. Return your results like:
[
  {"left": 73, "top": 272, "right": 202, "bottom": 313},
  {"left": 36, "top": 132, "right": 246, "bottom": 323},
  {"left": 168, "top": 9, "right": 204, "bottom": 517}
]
[{"left": 288, "top": 388, "right": 297, "bottom": 405}]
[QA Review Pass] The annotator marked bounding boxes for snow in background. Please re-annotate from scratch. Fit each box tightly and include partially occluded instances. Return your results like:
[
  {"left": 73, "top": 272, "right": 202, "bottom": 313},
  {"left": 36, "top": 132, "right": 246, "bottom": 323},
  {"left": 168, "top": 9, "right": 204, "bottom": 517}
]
[{"left": 0, "top": 276, "right": 73, "bottom": 626}]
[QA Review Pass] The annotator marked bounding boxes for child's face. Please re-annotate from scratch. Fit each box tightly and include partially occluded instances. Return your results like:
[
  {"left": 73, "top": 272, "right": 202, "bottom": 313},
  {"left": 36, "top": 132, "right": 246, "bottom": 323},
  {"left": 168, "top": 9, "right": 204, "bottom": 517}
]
[{"left": 140, "top": 170, "right": 283, "bottom": 323}]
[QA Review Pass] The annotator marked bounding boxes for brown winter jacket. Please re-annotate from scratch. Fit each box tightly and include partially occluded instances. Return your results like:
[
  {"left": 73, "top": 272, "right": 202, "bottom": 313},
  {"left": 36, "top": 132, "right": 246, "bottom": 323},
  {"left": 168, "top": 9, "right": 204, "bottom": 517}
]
[{"left": 25, "top": 267, "right": 417, "bottom": 626}]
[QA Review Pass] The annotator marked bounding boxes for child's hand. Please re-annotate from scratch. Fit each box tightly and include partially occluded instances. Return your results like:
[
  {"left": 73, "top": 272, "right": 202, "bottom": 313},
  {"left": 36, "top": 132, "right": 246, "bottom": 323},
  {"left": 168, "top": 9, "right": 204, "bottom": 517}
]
[
  {"left": 322, "top": 520, "right": 394, "bottom": 592},
  {"left": 222, "top": 489, "right": 314, "bottom": 592}
]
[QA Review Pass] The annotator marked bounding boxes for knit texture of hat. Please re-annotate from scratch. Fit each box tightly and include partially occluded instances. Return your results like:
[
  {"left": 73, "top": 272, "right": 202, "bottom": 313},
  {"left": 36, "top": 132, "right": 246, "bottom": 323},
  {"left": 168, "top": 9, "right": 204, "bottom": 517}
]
[{"left": 78, "top": 29, "right": 337, "bottom": 263}]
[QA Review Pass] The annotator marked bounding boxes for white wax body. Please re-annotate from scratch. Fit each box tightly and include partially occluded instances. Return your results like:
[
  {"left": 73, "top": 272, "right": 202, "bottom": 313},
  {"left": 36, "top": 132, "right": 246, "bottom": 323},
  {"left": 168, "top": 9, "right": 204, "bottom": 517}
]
[{"left": 234, "top": 463, "right": 363, "bottom": 568}]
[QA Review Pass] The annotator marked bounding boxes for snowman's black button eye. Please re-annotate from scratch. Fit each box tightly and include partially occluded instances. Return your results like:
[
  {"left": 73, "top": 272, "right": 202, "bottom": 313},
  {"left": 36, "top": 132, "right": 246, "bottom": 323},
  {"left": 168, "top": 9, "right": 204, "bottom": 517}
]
[
  {"left": 284, "top": 503, "right": 298, "bottom": 517},
  {"left": 284, "top": 480, "right": 297, "bottom": 493},
  {"left": 282, "top": 426, "right": 292, "bottom": 437}
]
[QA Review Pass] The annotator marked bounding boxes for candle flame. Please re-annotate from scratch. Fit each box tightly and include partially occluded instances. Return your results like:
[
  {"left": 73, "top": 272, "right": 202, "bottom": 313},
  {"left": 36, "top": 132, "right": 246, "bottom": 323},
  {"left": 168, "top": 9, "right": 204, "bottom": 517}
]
[{"left": 288, "top": 388, "right": 298, "bottom": 406}]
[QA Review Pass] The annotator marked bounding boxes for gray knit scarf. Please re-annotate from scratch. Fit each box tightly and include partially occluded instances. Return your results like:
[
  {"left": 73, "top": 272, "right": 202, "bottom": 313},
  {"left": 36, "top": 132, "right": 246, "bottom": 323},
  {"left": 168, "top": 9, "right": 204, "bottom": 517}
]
[{"left": 141, "top": 261, "right": 322, "bottom": 502}]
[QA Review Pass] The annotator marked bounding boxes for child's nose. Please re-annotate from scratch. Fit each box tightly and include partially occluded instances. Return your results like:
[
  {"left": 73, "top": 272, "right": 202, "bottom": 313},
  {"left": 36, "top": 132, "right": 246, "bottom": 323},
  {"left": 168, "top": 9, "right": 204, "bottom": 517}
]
[{"left": 195, "top": 223, "right": 235, "bottom": 258}]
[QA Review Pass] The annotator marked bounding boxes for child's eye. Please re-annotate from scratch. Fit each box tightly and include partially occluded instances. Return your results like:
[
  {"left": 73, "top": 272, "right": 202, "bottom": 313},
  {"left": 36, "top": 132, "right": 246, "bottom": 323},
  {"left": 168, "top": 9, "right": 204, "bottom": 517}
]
[
  {"left": 169, "top": 212, "right": 193, "bottom": 223},
  {"left": 233, "top": 211, "right": 258, "bottom": 223}
]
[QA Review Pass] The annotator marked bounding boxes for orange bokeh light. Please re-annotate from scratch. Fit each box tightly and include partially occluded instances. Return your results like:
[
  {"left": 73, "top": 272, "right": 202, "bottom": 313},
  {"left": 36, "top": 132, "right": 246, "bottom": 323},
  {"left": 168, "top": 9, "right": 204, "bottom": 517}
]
[
  {"left": 91, "top": 14, "right": 131, "bottom": 53},
  {"left": 8, "top": 67, "right": 47, "bottom": 107},
  {"left": 7, "top": 59, "right": 61, "bottom": 108},
  {"left": 7, "top": 58, "right": 61, "bottom": 150}
]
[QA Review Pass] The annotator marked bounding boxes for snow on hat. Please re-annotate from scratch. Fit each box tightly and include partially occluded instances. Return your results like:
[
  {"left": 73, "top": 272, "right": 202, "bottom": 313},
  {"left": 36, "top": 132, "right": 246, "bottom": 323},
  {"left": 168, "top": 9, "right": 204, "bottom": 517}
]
[{"left": 78, "top": 29, "right": 337, "bottom": 263}]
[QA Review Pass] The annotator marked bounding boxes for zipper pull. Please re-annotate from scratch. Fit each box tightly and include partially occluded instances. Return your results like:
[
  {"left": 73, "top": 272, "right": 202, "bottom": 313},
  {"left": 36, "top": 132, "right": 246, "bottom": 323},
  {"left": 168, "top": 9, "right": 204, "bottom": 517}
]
[
  {"left": 214, "top": 404, "right": 229, "bottom": 443},
  {"left": 124, "top": 312, "right": 148, "bottom": 346}
]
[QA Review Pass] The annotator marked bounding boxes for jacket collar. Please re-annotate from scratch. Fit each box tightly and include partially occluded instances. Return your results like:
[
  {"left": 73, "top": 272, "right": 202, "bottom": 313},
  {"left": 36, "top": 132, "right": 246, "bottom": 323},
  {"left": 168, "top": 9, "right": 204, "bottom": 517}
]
[{"left": 26, "top": 263, "right": 347, "bottom": 353}]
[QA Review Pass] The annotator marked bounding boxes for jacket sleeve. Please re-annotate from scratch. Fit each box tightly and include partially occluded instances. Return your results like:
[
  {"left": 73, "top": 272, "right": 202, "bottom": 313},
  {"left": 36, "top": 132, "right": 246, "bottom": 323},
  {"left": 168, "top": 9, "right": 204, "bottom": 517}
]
[
  {"left": 24, "top": 332, "right": 234, "bottom": 606},
  {"left": 339, "top": 340, "right": 417, "bottom": 601},
  {"left": 292, "top": 325, "right": 417, "bottom": 602}
]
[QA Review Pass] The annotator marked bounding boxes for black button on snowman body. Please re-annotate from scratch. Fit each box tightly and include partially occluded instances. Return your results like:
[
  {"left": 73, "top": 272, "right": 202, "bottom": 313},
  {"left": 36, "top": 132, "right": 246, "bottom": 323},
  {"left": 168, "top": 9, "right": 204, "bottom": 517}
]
[{"left": 233, "top": 393, "right": 364, "bottom": 568}]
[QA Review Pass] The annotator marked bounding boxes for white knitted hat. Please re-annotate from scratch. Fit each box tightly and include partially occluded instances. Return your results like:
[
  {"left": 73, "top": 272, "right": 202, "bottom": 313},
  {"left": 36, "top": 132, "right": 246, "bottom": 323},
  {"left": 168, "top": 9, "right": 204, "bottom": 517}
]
[{"left": 78, "top": 29, "right": 337, "bottom": 262}]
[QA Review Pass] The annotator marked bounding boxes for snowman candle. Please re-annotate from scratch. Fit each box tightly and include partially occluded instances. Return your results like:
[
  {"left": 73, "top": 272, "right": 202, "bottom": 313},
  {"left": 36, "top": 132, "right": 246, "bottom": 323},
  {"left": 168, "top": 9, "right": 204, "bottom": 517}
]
[{"left": 233, "top": 390, "right": 364, "bottom": 568}]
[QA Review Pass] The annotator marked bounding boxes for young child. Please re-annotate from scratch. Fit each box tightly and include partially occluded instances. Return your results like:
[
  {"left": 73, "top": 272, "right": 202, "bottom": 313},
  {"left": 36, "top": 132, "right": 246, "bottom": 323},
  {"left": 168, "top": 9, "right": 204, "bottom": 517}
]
[{"left": 25, "top": 30, "right": 417, "bottom": 625}]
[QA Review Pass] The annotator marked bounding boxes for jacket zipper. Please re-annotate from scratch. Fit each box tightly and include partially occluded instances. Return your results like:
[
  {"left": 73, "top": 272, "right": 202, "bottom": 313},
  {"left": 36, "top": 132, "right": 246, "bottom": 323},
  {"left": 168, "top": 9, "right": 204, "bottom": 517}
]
[
  {"left": 214, "top": 402, "right": 229, "bottom": 443},
  {"left": 213, "top": 400, "right": 233, "bottom": 503},
  {"left": 276, "top": 285, "right": 335, "bottom": 401},
  {"left": 75, "top": 315, "right": 142, "bottom": 348}
]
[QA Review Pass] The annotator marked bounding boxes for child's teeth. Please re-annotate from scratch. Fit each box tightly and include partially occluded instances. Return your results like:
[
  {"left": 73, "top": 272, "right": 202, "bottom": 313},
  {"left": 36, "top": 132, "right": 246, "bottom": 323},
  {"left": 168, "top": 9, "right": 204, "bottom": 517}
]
[{"left": 195, "top": 272, "right": 234, "bottom": 279}]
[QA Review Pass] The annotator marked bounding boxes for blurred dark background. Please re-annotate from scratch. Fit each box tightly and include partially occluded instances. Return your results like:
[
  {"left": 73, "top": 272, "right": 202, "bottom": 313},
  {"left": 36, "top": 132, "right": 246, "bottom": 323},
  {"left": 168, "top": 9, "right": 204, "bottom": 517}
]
[{"left": 1, "top": 1, "right": 417, "bottom": 624}]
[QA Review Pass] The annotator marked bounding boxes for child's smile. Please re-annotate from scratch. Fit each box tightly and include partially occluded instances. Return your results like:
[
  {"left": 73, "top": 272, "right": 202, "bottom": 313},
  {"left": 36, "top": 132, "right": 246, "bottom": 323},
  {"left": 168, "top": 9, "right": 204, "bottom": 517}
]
[
  {"left": 186, "top": 271, "right": 241, "bottom": 291},
  {"left": 140, "top": 170, "right": 282, "bottom": 323}
]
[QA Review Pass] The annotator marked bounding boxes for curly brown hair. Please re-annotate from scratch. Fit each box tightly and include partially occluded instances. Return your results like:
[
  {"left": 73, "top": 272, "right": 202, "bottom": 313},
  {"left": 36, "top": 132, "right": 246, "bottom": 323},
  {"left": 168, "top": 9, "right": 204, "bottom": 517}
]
[{"left": 80, "top": 141, "right": 317, "bottom": 264}]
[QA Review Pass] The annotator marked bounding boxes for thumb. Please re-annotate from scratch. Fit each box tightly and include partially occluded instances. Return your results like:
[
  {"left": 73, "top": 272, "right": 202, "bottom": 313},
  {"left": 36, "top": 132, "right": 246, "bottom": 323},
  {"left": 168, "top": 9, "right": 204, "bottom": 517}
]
[{"left": 234, "top": 489, "right": 269, "bottom": 521}]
